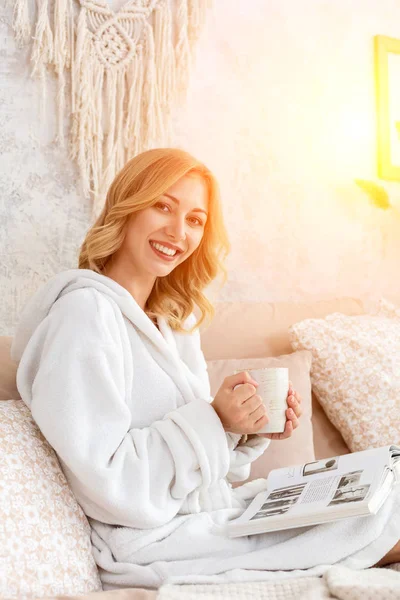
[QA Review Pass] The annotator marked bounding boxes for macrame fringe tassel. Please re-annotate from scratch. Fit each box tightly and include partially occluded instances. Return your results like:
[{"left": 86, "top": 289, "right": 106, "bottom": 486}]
[
  {"left": 175, "top": 0, "right": 190, "bottom": 101},
  {"left": 53, "top": 0, "right": 74, "bottom": 145},
  {"left": 114, "top": 68, "right": 127, "bottom": 174},
  {"left": 143, "top": 20, "right": 164, "bottom": 149},
  {"left": 91, "top": 64, "right": 104, "bottom": 203},
  {"left": 31, "top": 0, "right": 54, "bottom": 119},
  {"left": 125, "top": 49, "right": 144, "bottom": 159},
  {"left": 154, "top": 0, "right": 175, "bottom": 144},
  {"left": 71, "top": 5, "right": 94, "bottom": 199},
  {"left": 188, "top": 0, "right": 212, "bottom": 45},
  {"left": 12, "top": 0, "right": 213, "bottom": 219},
  {"left": 12, "top": 0, "right": 31, "bottom": 46}
]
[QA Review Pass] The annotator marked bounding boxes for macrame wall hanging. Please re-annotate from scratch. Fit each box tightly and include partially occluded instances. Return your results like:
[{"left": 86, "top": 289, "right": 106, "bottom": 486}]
[{"left": 12, "top": 0, "right": 211, "bottom": 217}]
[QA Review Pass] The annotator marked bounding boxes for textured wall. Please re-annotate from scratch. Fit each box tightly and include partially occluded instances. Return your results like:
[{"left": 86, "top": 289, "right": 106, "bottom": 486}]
[{"left": 1, "top": 0, "right": 400, "bottom": 335}]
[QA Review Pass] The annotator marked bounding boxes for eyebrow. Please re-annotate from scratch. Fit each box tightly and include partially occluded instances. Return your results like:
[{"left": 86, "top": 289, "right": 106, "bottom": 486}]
[{"left": 163, "top": 193, "right": 208, "bottom": 216}]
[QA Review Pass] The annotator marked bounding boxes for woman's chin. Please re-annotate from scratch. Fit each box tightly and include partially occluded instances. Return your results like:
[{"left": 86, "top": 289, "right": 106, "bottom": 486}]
[{"left": 149, "top": 261, "right": 178, "bottom": 276}]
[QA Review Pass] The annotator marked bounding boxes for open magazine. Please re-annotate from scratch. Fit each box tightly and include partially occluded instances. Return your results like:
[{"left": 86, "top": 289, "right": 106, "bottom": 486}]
[{"left": 226, "top": 444, "right": 400, "bottom": 538}]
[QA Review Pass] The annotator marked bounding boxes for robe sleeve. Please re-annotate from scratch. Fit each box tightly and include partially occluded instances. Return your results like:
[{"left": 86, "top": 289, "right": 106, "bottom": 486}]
[
  {"left": 225, "top": 433, "right": 270, "bottom": 482},
  {"left": 180, "top": 314, "right": 270, "bottom": 483},
  {"left": 15, "top": 289, "right": 231, "bottom": 529}
]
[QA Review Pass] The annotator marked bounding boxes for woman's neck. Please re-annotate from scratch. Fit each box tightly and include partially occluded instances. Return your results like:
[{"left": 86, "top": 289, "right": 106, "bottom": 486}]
[{"left": 102, "top": 259, "right": 155, "bottom": 312}]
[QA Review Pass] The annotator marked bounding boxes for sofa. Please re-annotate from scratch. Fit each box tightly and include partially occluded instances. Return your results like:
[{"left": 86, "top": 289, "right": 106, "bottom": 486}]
[{"left": 0, "top": 296, "right": 365, "bottom": 600}]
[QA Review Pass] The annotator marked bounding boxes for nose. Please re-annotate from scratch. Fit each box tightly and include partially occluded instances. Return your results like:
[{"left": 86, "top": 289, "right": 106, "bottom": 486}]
[{"left": 166, "top": 214, "right": 187, "bottom": 242}]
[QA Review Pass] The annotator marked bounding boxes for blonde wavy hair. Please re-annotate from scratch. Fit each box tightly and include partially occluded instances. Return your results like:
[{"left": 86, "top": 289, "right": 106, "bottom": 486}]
[{"left": 78, "top": 148, "right": 231, "bottom": 334}]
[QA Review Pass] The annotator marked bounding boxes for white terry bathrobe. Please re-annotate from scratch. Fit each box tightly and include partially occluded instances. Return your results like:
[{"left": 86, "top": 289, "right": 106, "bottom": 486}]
[{"left": 11, "top": 270, "right": 400, "bottom": 590}]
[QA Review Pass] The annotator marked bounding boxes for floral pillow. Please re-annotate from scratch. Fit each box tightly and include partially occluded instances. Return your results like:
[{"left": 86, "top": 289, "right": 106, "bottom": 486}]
[
  {"left": 0, "top": 399, "right": 102, "bottom": 599},
  {"left": 288, "top": 299, "right": 400, "bottom": 453}
]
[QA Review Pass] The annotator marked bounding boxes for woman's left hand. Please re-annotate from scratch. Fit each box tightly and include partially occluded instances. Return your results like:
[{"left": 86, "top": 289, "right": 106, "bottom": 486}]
[{"left": 258, "top": 380, "right": 302, "bottom": 440}]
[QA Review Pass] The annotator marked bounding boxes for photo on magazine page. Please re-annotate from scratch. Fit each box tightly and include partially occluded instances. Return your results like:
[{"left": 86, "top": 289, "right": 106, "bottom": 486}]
[
  {"left": 261, "top": 497, "right": 299, "bottom": 510},
  {"left": 250, "top": 483, "right": 307, "bottom": 520},
  {"left": 336, "top": 471, "right": 363, "bottom": 488},
  {"left": 267, "top": 484, "right": 307, "bottom": 500},
  {"left": 302, "top": 457, "right": 339, "bottom": 477},
  {"left": 251, "top": 507, "right": 290, "bottom": 519},
  {"left": 328, "top": 471, "right": 370, "bottom": 506}
]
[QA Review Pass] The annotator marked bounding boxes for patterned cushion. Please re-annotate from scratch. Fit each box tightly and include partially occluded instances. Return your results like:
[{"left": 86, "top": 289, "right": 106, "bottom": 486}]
[
  {"left": 42, "top": 590, "right": 156, "bottom": 599},
  {"left": 0, "top": 399, "right": 102, "bottom": 599},
  {"left": 289, "top": 299, "right": 400, "bottom": 452}
]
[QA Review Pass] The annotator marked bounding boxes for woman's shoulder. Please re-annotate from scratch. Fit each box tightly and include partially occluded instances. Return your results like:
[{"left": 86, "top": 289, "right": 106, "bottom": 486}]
[
  {"left": 12, "top": 277, "right": 122, "bottom": 363},
  {"left": 49, "top": 287, "right": 119, "bottom": 330},
  {"left": 51, "top": 287, "right": 100, "bottom": 312},
  {"left": 35, "top": 289, "right": 123, "bottom": 353}
]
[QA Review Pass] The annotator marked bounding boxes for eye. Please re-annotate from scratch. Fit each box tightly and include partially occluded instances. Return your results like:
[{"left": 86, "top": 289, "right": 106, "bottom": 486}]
[
  {"left": 156, "top": 202, "right": 204, "bottom": 226},
  {"left": 188, "top": 216, "right": 204, "bottom": 227},
  {"left": 155, "top": 202, "right": 170, "bottom": 212}
]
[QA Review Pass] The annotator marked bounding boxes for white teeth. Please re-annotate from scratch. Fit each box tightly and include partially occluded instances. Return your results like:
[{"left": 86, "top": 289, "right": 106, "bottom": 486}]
[{"left": 150, "top": 241, "right": 177, "bottom": 256}]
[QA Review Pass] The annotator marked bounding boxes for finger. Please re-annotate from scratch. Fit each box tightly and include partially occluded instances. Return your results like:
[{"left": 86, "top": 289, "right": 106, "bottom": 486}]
[
  {"left": 286, "top": 391, "right": 295, "bottom": 404},
  {"left": 231, "top": 371, "right": 259, "bottom": 389},
  {"left": 294, "top": 390, "right": 302, "bottom": 404},
  {"left": 276, "top": 419, "right": 293, "bottom": 439},
  {"left": 286, "top": 407, "right": 299, "bottom": 429},
  {"left": 233, "top": 382, "right": 257, "bottom": 403},
  {"left": 266, "top": 420, "right": 293, "bottom": 440},
  {"left": 287, "top": 395, "right": 302, "bottom": 418},
  {"left": 282, "top": 419, "right": 293, "bottom": 438},
  {"left": 253, "top": 413, "right": 269, "bottom": 433},
  {"left": 251, "top": 404, "right": 268, "bottom": 423},
  {"left": 242, "top": 394, "right": 263, "bottom": 412},
  {"left": 287, "top": 385, "right": 301, "bottom": 406},
  {"left": 263, "top": 418, "right": 294, "bottom": 440}
]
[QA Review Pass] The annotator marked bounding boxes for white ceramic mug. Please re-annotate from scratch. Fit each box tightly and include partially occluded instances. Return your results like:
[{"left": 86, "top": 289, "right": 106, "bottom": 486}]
[{"left": 233, "top": 367, "right": 289, "bottom": 433}]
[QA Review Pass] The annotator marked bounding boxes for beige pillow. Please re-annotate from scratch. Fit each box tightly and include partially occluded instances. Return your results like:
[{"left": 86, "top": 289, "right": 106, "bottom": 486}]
[
  {"left": 289, "top": 299, "right": 400, "bottom": 453},
  {"left": 199, "top": 298, "right": 365, "bottom": 360},
  {"left": 311, "top": 392, "right": 349, "bottom": 459},
  {"left": 0, "top": 399, "right": 102, "bottom": 598},
  {"left": 206, "top": 350, "right": 314, "bottom": 481},
  {"left": 0, "top": 336, "right": 20, "bottom": 401}
]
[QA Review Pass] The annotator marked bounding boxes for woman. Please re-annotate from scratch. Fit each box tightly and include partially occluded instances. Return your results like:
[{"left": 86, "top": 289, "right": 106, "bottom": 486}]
[{"left": 11, "top": 148, "right": 400, "bottom": 590}]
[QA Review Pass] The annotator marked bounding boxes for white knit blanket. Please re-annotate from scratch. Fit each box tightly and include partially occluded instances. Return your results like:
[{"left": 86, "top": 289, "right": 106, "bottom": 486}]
[{"left": 158, "top": 565, "right": 400, "bottom": 600}]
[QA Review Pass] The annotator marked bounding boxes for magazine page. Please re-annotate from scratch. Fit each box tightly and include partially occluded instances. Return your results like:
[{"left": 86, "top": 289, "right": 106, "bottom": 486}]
[
  {"left": 266, "top": 445, "right": 391, "bottom": 491},
  {"left": 231, "top": 445, "right": 392, "bottom": 530},
  {"left": 250, "top": 467, "right": 380, "bottom": 522}
]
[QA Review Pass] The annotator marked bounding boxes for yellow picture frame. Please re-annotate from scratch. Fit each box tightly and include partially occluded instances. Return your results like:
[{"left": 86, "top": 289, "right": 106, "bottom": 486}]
[{"left": 375, "top": 35, "right": 400, "bottom": 180}]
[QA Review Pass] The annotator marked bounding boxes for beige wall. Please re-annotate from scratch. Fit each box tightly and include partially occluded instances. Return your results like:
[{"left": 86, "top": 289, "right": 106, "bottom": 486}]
[
  {"left": 1, "top": 0, "right": 400, "bottom": 334},
  {"left": 172, "top": 0, "right": 400, "bottom": 306}
]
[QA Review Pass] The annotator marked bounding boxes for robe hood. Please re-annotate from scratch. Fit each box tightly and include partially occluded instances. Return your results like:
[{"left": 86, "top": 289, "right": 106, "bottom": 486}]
[{"left": 11, "top": 268, "right": 195, "bottom": 364}]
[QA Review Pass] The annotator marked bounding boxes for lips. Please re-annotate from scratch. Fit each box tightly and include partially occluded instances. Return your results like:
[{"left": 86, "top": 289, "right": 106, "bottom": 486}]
[
  {"left": 149, "top": 241, "right": 178, "bottom": 261},
  {"left": 149, "top": 240, "right": 183, "bottom": 253}
]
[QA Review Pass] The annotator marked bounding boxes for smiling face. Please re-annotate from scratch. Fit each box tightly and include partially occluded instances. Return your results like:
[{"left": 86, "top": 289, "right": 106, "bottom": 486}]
[
  {"left": 103, "top": 173, "right": 209, "bottom": 307},
  {"left": 129, "top": 172, "right": 208, "bottom": 272}
]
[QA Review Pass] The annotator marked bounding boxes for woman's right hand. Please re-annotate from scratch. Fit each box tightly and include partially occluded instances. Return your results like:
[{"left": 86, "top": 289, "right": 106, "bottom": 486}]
[{"left": 211, "top": 371, "right": 269, "bottom": 434}]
